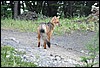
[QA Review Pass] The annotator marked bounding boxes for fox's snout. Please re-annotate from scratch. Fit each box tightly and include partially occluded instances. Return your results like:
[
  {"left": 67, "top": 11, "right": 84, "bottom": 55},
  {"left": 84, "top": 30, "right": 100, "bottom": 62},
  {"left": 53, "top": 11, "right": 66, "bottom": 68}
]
[{"left": 57, "top": 23, "right": 61, "bottom": 26}]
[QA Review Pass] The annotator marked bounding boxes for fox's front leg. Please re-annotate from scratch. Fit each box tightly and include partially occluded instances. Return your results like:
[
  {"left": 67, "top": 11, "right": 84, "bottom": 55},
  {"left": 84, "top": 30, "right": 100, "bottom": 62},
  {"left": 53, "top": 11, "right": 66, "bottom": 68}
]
[{"left": 38, "top": 32, "right": 40, "bottom": 47}]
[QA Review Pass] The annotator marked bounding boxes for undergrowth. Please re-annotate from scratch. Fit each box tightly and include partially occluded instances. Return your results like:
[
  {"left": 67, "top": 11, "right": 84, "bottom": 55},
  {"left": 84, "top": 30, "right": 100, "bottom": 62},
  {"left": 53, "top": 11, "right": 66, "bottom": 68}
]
[{"left": 1, "top": 17, "right": 99, "bottom": 35}]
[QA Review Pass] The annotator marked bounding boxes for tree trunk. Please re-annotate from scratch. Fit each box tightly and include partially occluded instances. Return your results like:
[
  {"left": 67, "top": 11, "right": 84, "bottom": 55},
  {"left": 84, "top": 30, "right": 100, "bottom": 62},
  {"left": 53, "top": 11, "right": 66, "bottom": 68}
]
[
  {"left": 69, "top": 1, "right": 74, "bottom": 17},
  {"left": 10, "top": 1, "right": 14, "bottom": 19},
  {"left": 14, "top": 1, "right": 18, "bottom": 19},
  {"left": 63, "top": 1, "right": 68, "bottom": 18},
  {"left": 18, "top": 1, "right": 20, "bottom": 15},
  {"left": 47, "top": 1, "right": 58, "bottom": 17}
]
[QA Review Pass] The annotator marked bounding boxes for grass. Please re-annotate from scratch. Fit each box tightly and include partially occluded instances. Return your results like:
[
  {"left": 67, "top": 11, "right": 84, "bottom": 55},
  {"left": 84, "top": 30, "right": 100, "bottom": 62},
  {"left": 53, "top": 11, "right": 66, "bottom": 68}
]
[
  {"left": 1, "top": 45, "right": 37, "bottom": 67},
  {"left": 1, "top": 18, "right": 51, "bottom": 32},
  {"left": 1, "top": 17, "right": 99, "bottom": 35}
]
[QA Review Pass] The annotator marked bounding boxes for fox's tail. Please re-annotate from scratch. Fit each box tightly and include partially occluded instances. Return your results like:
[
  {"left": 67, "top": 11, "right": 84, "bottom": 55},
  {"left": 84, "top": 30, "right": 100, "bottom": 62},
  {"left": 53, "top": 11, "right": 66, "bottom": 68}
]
[{"left": 40, "top": 29, "right": 45, "bottom": 33}]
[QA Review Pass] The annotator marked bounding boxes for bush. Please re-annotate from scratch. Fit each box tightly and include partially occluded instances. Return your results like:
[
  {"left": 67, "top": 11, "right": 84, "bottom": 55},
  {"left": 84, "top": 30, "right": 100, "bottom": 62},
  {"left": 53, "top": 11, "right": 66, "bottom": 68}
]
[{"left": 1, "top": 5, "right": 12, "bottom": 19}]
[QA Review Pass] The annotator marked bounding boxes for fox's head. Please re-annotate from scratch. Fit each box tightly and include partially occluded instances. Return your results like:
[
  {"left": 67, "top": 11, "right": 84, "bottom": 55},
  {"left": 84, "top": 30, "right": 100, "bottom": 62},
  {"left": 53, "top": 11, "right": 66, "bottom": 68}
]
[{"left": 50, "top": 16, "right": 60, "bottom": 26}]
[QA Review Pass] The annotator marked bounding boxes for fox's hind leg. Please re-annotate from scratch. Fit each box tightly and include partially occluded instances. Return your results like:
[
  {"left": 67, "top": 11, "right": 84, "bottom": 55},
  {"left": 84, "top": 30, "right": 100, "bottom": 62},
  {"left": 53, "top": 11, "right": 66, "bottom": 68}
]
[
  {"left": 43, "top": 41, "right": 46, "bottom": 49},
  {"left": 38, "top": 31, "right": 40, "bottom": 47},
  {"left": 47, "top": 32, "right": 52, "bottom": 48}
]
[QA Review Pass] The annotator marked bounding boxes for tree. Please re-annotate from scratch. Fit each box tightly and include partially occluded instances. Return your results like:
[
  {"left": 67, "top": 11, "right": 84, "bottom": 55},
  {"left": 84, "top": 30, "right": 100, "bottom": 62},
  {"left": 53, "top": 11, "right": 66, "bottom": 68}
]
[
  {"left": 13, "top": 1, "right": 20, "bottom": 19},
  {"left": 1, "top": 1, "right": 99, "bottom": 19}
]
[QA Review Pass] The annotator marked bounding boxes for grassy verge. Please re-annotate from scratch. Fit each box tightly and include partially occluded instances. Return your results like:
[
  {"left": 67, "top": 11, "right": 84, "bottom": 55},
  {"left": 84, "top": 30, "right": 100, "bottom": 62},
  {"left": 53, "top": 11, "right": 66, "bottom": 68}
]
[
  {"left": 1, "top": 45, "right": 37, "bottom": 67},
  {"left": 1, "top": 18, "right": 51, "bottom": 32},
  {"left": 1, "top": 17, "right": 99, "bottom": 35}
]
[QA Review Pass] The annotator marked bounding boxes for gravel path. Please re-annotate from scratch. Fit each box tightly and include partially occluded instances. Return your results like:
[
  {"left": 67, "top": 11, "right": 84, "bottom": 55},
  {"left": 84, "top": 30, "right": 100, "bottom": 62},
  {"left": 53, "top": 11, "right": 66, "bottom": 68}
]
[{"left": 1, "top": 29, "right": 99, "bottom": 67}]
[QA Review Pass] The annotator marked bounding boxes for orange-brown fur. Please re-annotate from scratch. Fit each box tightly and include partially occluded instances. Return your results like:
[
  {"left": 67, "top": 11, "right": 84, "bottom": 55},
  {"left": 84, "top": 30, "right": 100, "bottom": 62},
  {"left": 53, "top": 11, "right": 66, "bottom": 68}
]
[{"left": 37, "top": 16, "right": 60, "bottom": 49}]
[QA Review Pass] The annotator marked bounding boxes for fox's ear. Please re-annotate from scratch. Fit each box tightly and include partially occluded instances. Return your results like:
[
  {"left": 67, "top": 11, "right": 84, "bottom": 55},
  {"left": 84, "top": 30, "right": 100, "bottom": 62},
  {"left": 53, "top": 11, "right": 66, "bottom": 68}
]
[
  {"left": 53, "top": 16, "right": 56, "bottom": 18},
  {"left": 57, "top": 16, "right": 60, "bottom": 18},
  {"left": 52, "top": 16, "right": 56, "bottom": 20}
]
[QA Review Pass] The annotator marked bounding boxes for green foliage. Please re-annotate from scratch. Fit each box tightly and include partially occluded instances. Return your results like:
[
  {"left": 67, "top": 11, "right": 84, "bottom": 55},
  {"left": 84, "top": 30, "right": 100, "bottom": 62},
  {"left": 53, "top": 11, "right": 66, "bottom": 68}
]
[
  {"left": 1, "top": 17, "right": 99, "bottom": 35},
  {"left": 1, "top": 45, "right": 37, "bottom": 67},
  {"left": 75, "top": 31, "right": 99, "bottom": 67},
  {"left": 1, "top": 5, "right": 12, "bottom": 19},
  {"left": 1, "top": 1, "right": 98, "bottom": 18}
]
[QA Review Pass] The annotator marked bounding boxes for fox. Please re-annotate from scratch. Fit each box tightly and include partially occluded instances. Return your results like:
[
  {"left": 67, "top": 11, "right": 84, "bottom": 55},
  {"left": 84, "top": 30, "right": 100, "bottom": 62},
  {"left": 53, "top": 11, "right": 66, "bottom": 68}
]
[{"left": 37, "top": 16, "right": 60, "bottom": 49}]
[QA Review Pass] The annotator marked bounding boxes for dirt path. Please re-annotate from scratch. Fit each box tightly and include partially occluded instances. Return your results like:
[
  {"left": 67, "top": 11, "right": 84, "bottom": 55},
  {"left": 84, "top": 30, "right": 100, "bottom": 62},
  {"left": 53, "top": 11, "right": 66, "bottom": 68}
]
[{"left": 1, "top": 29, "right": 98, "bottom": 67}]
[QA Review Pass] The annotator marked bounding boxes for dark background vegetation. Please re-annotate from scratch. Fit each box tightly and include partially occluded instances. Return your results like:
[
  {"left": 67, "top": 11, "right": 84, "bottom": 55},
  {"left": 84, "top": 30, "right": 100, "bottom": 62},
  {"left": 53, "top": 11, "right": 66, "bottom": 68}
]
[{"left": 1, "top": 1, "right": 99, "bottom": 19}]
